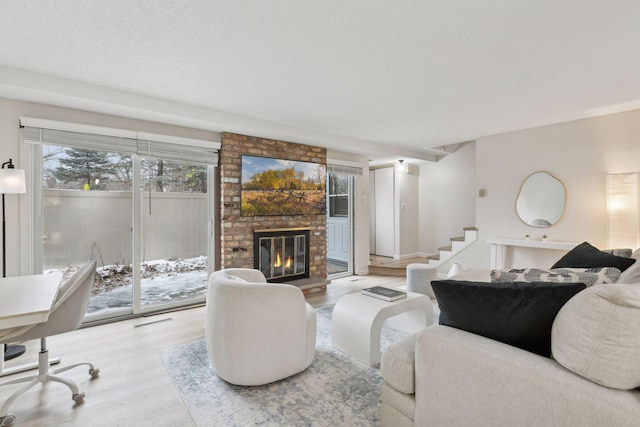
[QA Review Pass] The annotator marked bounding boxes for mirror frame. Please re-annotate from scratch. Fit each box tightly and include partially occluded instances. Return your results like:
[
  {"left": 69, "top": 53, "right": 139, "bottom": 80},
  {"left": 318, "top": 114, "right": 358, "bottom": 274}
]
[{"left": 515, "top": 171, "right": 566, "bottom": 228}]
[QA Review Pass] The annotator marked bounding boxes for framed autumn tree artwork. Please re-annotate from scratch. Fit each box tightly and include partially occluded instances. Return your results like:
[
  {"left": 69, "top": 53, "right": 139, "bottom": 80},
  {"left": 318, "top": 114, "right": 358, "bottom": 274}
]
[{"left": 241, "top": 155, "right": 326, "bottom": 216}]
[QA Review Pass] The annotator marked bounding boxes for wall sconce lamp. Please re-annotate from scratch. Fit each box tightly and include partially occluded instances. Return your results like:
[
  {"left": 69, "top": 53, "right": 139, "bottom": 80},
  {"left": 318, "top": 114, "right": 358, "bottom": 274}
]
[
  {"left": 606, "top": 172, "right": 640, "bottom": 249},
  {"left": 0, "top": 158, "right": 27, "bottom": 361},
  {"left": 397, "top": 160, "right": 408, "bottom": 173}
]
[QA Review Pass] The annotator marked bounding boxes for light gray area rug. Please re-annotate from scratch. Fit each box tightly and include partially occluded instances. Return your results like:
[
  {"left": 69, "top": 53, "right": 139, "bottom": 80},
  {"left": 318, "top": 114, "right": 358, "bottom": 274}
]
[{"left": 160, "top": 304, "right": 438, "bottom": 426}]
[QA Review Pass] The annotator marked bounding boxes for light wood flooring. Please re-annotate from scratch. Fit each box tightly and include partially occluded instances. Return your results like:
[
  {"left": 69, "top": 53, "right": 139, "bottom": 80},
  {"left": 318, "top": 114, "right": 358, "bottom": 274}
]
[
  {"left": 368, "top": 255, "right": 430, "bottom": 276},
  {"left": 1, "top": 274, "right": 405, "bottom": 427},
  {"left": 369, "top": 255, "right": 429, "bottom": 269}
]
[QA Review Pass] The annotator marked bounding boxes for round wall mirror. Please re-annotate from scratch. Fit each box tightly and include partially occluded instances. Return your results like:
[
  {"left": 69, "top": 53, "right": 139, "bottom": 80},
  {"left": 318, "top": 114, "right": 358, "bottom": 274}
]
[{"left": 516, "top": 171, "right": 566, "bottom": 228}]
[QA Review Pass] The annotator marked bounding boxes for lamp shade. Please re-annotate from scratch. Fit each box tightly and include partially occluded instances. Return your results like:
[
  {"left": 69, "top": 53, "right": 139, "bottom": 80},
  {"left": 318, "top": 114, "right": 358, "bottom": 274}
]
[
  {"left": 606, "top": 173, "right": 639, "bottom": 249},
  {"left": 0, "top": 168, "right": 26, "bottom": 194}
]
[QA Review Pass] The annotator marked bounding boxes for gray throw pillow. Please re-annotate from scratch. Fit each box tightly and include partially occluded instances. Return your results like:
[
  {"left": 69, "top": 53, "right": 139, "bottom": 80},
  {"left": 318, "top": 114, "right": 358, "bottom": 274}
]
[
  {"left": 617, "top": 248, "right": 640, "bottom": 284},
  {"left": 490, "top": 267, "right": 620, "bottom": 287},
  {"left": 552, "top": 283, "right": 640, "bottom": 390},
  {"left": 603, "top": 248, "right": 633, "bottom": 257}
]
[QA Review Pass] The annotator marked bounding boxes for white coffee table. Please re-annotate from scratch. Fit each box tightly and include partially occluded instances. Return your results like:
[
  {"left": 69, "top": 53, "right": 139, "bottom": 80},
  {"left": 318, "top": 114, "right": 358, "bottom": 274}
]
[{"left": 331, "top": 290, "right": 433, "bottom": 366}]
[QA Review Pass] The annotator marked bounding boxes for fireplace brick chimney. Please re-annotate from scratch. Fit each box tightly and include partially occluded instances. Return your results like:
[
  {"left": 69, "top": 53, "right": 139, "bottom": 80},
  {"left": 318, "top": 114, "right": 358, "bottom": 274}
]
[{"left": 218, "top": 132, "right": 327, "bottom": 281}]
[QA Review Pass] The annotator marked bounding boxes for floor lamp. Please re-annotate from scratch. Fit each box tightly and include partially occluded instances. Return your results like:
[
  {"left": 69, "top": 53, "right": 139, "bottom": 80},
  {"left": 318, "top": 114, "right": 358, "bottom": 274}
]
[{"left": 0, "top": 158, "right": 27, "bottom": 361}]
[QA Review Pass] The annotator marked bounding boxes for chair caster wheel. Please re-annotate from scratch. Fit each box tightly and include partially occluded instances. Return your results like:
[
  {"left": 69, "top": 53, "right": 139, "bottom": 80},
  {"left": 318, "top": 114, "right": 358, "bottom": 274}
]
[
  {"left": 72, "top": 392, "right": 85, "bottom": 404},
  {"left": 89, "top": 367, "right": 100, "bottom": 379},
  {"left": 0, "top": 414, "right": 16, "bottom": 426}
]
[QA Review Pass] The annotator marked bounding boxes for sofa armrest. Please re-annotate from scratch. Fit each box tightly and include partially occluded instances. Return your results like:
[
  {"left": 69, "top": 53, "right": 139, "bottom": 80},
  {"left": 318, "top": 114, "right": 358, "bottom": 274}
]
[{"left": 414, "top": 325, "right": 640, "bottom": 427}]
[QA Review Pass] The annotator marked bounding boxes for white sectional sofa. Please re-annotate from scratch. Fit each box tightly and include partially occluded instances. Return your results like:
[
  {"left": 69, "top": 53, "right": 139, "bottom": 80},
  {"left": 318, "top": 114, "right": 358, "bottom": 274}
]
[
  {"left": 381, "top": 277, "right": 640, "bottom": 426},
  {"left": 381, "top": 323, "right": 640, "bottom": 426}
]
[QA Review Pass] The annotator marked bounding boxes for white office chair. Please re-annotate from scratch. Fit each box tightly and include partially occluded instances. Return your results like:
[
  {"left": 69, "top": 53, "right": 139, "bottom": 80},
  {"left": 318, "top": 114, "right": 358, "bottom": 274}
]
[
  {"left": 206, "top": 268, "right": 317, "bottom": 386},
  {"left": 0, "top": 260, "right": 99, "bottom": 426}
]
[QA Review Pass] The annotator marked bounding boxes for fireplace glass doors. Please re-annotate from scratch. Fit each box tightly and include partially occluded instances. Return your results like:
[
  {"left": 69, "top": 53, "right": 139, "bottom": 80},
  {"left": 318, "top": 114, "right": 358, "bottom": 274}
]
[{"left": 254, "top": 229, "right": 310, "bottom": 282}]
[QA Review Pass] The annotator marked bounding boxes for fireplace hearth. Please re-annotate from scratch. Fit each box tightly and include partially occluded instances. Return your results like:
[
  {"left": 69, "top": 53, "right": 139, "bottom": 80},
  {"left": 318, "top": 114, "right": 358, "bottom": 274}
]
[{"left": 254, "top": 228, "right": 310, "bottom": 282}]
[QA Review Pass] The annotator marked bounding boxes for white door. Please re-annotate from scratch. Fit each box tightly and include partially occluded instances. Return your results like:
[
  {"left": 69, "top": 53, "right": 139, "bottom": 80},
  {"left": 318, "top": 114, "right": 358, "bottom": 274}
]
[
  {"left": 373, "top": 167, "right": 395, "bottom": 257},
  {"left": 327, "top": 218, "right": 349, "bottom": 261},
  {"left": 369, "top": 170, "right": 376, "bottom": 254}
]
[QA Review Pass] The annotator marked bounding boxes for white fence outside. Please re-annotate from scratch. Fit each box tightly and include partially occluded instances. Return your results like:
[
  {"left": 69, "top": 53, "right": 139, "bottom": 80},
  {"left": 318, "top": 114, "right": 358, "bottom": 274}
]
[{"left": 43, "top": 190, "right": 208, "bottom": 268}]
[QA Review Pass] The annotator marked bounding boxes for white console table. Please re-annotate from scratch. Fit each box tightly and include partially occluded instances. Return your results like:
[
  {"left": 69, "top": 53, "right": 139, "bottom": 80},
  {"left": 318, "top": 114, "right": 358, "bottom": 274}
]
[{"left": 487, "top": 237, "right": 579, "bottom": 269}]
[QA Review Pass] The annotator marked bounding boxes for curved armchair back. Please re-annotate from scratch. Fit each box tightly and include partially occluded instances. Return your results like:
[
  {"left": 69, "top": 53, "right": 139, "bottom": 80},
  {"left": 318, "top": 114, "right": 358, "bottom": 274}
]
[
  {"left": 206, "top": 268, "right": 316, "bottom": 386},
  {"left": 14, "top": 260, "right": 97, "bottom": 342}
]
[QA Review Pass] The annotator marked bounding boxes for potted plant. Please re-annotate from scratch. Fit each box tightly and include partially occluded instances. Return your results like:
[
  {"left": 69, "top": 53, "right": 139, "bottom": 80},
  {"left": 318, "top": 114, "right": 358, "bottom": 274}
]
[
  {"left": 525, "top": 234, "right": 530, "bottom": 240},
  {"left": 541, "top": 234, "right": 548, "bottom": 242}
]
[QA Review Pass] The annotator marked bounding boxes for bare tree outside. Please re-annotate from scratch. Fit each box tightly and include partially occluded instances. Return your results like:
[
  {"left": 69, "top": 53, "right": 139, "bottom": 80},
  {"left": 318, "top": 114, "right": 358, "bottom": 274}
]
[{"left": 42, "top": 147, "right": 207, "bottom": 193}]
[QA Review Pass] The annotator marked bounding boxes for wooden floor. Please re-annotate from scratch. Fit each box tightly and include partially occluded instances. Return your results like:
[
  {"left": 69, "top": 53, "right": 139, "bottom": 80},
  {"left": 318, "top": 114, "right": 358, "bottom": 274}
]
[
  {"left": 1, "top": 274, "right": 405, "bottom": 427},
  {"left": 369, "top": 255, "right": 429, "bottom": 269}
]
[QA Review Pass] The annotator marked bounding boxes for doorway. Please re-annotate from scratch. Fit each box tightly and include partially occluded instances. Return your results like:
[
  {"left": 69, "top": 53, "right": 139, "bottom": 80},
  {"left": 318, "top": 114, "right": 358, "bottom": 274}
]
[{"left": 326, "top": 171, "right": 353, "bottom": 276}]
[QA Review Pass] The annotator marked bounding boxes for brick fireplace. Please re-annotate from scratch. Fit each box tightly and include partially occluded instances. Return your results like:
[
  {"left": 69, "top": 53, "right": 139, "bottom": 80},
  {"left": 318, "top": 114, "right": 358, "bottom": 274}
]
[{"left": 218, "top": 132, "right": 327, "bottom": 290}]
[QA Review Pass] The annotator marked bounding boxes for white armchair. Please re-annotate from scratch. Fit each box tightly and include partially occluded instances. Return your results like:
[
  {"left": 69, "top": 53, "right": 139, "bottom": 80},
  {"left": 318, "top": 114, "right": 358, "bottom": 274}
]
[{"left": 206, "top": 268, "right": 316, "bottom": 386}]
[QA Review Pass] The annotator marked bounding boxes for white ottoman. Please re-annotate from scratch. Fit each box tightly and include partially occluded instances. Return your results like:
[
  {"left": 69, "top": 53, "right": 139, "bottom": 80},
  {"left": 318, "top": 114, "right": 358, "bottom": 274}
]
[
  {"left": 406, "top": 263, "right": 436, "bottom": 299},
  {"left": 332, "top": 291, "right": 433, "bottom": 366}
]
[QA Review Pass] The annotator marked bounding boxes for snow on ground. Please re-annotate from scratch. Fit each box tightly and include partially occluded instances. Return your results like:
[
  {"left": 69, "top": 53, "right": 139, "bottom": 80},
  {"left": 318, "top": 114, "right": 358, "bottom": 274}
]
[
  {"left": 47, "top": 257, "right": 208, "bottom": 315},
  {"left": 88, "top": 270, "right": 207, "bottom": 314}
]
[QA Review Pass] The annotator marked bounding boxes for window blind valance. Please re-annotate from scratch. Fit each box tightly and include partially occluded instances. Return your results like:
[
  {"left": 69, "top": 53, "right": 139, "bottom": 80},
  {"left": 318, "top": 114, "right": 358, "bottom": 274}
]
[
  {"left": 327, "top": 163, "right": 364, "bottom": 176},
  {"left": 20, "top": 117, "right": 220, "bottom": 164}
]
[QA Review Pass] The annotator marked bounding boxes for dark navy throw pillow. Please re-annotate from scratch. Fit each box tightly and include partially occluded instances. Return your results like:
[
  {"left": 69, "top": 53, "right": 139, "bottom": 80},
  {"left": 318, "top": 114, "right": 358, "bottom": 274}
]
[
  {"left": 432, "top": 280, "right": 586, "bottom": 357},
  {"left": 551, "top": 242, "right": 636, "bottom": 272}
]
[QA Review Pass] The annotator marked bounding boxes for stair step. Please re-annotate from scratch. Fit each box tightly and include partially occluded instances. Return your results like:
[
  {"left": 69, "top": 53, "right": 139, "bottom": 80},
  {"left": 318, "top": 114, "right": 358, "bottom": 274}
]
[
  {"left": 425, "top": 226, "right": 479, "bottom": 267},
  {"left": 368, "top": 265, "right": 407, "bottom": 277}
]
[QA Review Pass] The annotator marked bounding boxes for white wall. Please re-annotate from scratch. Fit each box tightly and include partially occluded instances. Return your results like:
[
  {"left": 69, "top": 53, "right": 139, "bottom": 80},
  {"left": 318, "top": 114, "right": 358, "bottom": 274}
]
[
  {"left": 395, "top": 164, "right": 420, "bottom": 258},
  {"left": 0, "top": 97, "right": 219, "bottom": 276},
  {"left": 453, "top": 108, "right": 640, "bottom": 271},
  {"left": 418, "top": 142, "right": 476, "bottom": 257}
]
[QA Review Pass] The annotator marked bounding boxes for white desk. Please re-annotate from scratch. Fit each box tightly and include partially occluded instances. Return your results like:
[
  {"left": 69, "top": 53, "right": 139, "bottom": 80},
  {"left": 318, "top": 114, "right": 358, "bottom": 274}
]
[{"left": 0, "top": 272, "right": 62, "bottom": 376}]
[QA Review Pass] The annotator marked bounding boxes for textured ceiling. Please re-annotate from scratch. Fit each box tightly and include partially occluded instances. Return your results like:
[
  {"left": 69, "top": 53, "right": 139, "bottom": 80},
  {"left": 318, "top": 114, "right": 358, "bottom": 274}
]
[{"left": 1, "top": 1, "right": 640, "bottom": 162}]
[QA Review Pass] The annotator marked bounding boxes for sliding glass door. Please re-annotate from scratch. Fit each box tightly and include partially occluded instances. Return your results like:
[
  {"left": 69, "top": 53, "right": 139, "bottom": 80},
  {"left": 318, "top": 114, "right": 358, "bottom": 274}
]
[
  {"left": 139, "top": 158, "right": 209, "bottom": 309},
  {"left": 34, "top": 137, "right": 214, "bottom": 322},
  {"left": 41, "top": 145, "right": 135, "bottom": 318}
]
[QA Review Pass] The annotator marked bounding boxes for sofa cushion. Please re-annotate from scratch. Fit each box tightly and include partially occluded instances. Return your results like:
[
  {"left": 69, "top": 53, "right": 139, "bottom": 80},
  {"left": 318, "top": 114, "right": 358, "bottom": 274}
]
[
  {"left": 551, "top": 283, "right": 640, "bottom": 390},
  {"left": 432, "top": 280, "right": 586, "bottom": 357},
  {"left": 490, "top": 267, "right": 621, "bottom": 287},
  {"left": 551, "top": 242, "right": 636, "bottom": 272},
  {"left": 381, "top": 333, "right": 417, "bottom": 394}
]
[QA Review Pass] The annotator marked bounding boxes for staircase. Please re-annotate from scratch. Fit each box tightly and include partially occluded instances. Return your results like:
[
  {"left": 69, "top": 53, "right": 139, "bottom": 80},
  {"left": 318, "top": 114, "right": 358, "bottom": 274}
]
[
  {"left": 368, "top": 227, "right": 478, "bottom": 276},
  {"left": 426, "top": 227, "right": 478, "bottom": 266}
]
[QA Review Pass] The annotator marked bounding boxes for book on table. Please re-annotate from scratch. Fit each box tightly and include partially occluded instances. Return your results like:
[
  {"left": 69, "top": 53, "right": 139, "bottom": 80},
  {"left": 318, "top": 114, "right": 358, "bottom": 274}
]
[{"left": 361, "top": 286, "right": 407, "bottom": 301}]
